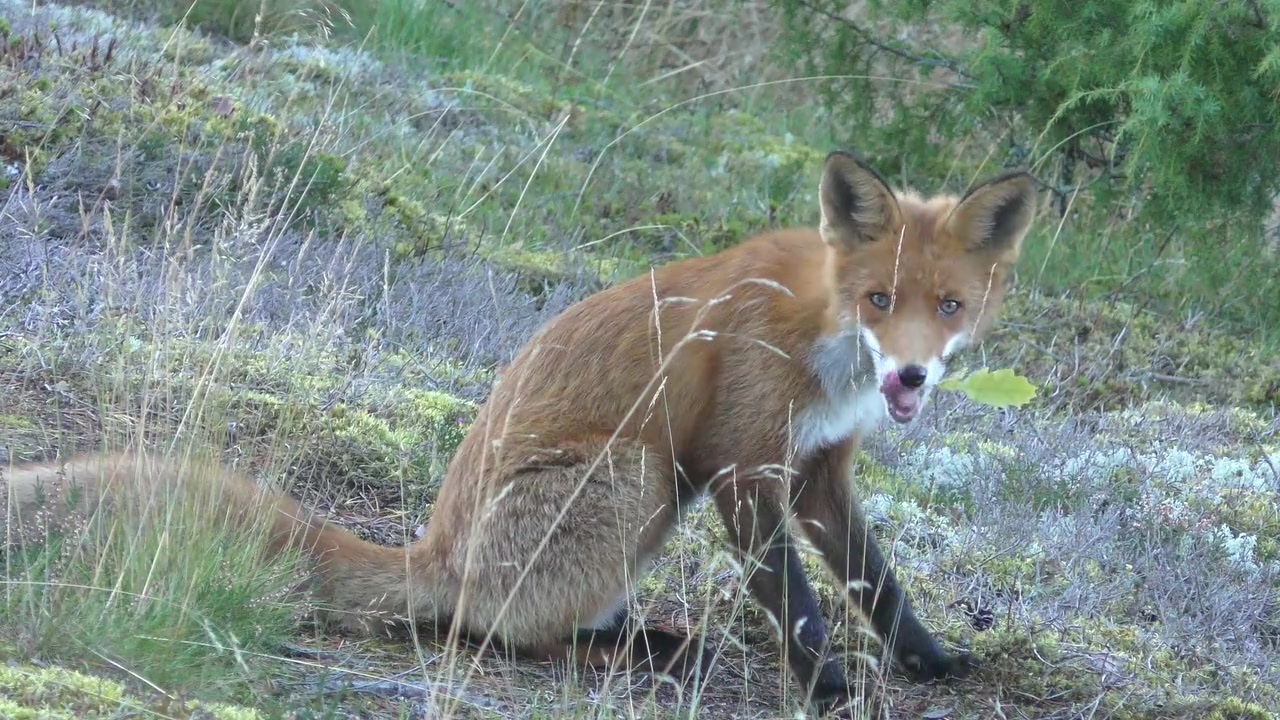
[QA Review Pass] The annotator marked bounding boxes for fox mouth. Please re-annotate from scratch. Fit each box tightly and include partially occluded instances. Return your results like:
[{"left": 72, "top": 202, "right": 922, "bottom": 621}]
[{"left": 879, "top": 372, "right": 923, "bottom": 423}]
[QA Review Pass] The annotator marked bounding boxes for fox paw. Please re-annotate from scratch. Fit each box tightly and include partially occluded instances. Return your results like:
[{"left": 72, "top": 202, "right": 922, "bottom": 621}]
[
  {"left": 899, "top": 648, "right": 978, "bottom": 684},
  {"left": 812, "top": 689, "right": 886, "bottom": 720}
]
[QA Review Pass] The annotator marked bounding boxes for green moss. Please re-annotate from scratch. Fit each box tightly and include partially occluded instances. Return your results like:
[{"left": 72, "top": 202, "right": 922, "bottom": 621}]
[
  {"left": 1214, "top": 493, "right": 1278, "bottom": 540},
  {"left": 1202, "top": 698, "right": 1277, "bottom": 720},
  {"left": 383, "top": 197, "right": 472, "bottom": 259},
  {"left": 205, "top": 387, "right": 313, "bottom": 441},
  {"left": 1143, "top": 695, "right": 1280, "bottom": 720},
  {"left": 211, "top": 376, "right": 474, "bottom": 501},
  {"left": 0, "top": 666, "right": 125, "bottom": 717},
  {"left": 266, "top": 385, "right": 479, "bottom": 503},
  {"left": 480, "top": 243, "right": 616, "bottom": 294},
  {"left": 0, "top": 20, "right": 360, "bottom": 243},
  {"left": 978, "top": 554, "right": 1049, "bottom": 592},
  {"left": 647, "top": 212, "right": 760, "bottom": 252},
  {"left": 437, "top": 68, "right": 602, "bottom": 122},
  {"left": 967, "top": 625, "right": 1103, "bottom": 705},
  {"left": 0, "top": 414, "right": 35, "bottom": 429},
  {"left": 440, "top": 69, "right": 539, "bottom": 103},
  {"left": 1048, "top": 615, "right": 1266, "bottom": 714},
  {"left": 0, "top": 318, "right": 484, "bottom": 507},
  {"left": 0, "top": 665, "right": 261, "bottom": 719},
  {"left": 394, "top": 388, "right": 476, "bottom": 455},
  {"left": 850, "top": 451, "right": 911, "bottom": 497},
  {"left": 209, "top": 109, "right": 353, "bottom": 216},
  {"left": 711, "top": 109, "right": 771, "bottom": 140},
  {"left": 734, "top": 134, "right": 826, "bottom": 200}
]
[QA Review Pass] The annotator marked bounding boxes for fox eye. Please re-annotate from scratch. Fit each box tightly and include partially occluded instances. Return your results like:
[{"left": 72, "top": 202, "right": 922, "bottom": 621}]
[
  {"left": 869, "top": 292, "right": 892, "bottom": 310},
  {"left": 939, "top": 298, "right": 962, "bottom": 316}
]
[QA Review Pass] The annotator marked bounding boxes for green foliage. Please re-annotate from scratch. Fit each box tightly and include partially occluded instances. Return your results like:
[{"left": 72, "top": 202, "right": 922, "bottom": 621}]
[{"left": 773, "top": 0, "right": 1280, "bottom": 229}]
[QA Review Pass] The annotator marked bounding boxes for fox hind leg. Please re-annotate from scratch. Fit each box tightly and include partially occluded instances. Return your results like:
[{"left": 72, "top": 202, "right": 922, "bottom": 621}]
[{"left": 449, "top": 438, "right": 692, "bottom": 674}]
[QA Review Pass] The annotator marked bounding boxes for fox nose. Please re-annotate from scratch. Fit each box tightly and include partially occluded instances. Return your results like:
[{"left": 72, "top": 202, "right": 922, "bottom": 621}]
[{"left": 898, "top": 365, "right": 927, "bottom": 389}]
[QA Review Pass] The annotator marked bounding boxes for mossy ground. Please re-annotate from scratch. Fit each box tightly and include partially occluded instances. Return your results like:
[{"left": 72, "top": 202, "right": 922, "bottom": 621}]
[
  {"left": 2, "top": 0, "right": 1278, "bottom": 718},
  {"left": 0, "top": 664, "right": 264, "bottom": 719}
]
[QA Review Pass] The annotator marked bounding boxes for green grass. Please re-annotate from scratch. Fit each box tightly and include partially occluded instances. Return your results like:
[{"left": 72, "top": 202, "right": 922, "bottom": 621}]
[
  {"left": 3, "top": 0, "right": 1279, "bottom": 718},
  {"left": 2, "top": 445, "right": 307, "bottom": 707},
  {"left": 348, "top": 0, "right": 511, "bottom": 71},
  {"left": 1017, "top": 196, "right": 1280, "bottom": 350}
]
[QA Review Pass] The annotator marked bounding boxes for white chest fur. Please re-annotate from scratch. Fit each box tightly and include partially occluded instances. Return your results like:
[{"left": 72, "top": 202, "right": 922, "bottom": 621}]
[
  {"left": 789, "top": 330, "right": 886, "bottom": 456},
  {"left": 790, "top": 381, "right": 885, "bottom": 457}
]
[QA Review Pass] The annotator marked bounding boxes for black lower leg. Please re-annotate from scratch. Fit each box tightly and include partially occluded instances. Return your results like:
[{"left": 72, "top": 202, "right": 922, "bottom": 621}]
[
  {"left": 766, "top": 533, "right": 855, "bottom": 708},
  {"left": 854, "top": 535, "right": 974, "bottom": 682},
  {"left": 714, "top": 489, "right": 851, "bottom": 710}
]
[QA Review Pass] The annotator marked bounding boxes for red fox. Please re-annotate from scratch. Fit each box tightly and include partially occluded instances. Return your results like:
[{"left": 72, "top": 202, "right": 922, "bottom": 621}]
[{"left": 2, "top": 151, "right": 1036, "bottom": 715}]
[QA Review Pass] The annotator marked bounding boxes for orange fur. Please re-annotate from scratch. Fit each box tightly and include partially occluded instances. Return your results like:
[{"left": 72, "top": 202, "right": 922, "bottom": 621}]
[{"left": 1, "top": 151, "right": 1037, "bottom": 714}]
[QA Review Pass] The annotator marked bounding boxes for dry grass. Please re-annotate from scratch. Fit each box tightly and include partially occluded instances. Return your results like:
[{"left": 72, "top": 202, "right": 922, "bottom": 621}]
[{"left": 546, "top": 0, "right": 794, "bottom": 92}]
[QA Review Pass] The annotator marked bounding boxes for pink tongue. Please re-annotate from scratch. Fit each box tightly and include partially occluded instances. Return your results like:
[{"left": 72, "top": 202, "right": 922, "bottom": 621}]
[
  {"left": 879, "top": 372, "right": 921, "bottom": 415},
  {"left": 880, "top": 371, "right": 904, "bottom": 393}
]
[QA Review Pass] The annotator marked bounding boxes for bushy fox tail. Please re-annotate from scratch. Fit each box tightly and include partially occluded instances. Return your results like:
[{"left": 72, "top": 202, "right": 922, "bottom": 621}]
[{"left": 1, "top": 450, "right": 447, "bottom": 633}]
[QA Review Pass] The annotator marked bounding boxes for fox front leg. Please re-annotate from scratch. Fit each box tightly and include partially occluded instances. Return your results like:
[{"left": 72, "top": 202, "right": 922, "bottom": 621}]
[{"left": 791, "top": 438, "right": 975, "bottom": 683}]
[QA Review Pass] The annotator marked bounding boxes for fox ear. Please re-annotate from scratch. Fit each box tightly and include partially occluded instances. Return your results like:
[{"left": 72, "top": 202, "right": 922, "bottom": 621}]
[
  {"left": 946, "top": 171, "right": 1037, "bottom": 259},
  {"left": 819, "top": 150, "right": 902, "bottom": 249}
]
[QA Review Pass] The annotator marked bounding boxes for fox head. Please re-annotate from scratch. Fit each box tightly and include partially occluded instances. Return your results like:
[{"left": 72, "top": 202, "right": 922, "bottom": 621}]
[{"left": 816, "top": 150, "right": 1037, "bottom": 424}]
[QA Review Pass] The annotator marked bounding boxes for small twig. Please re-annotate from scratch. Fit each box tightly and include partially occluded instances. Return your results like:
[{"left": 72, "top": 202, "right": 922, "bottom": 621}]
[
  {"left": 791, "top": 0, "right": 974, "bottom": 83},
  {"left": 0, "top": 119, "right": 51, "bottom": 130},
  {"left": 1146, "top": 372, "right": 1209, "bottom": 386},
  {"left": 277, "top": 641, "right": 350, "bottom": 662},
  {"left": 311, "top": 672, "right": 500, "bottom": 711},
  {"left": 1112, "top": 225, "right": 1178, "bottom": 297}
]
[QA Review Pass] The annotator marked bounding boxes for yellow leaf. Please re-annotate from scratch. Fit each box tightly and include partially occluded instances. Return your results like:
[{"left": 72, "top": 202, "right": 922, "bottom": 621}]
[{"left": 939, "top": 368, "right": 1037, "bottom": 409}]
